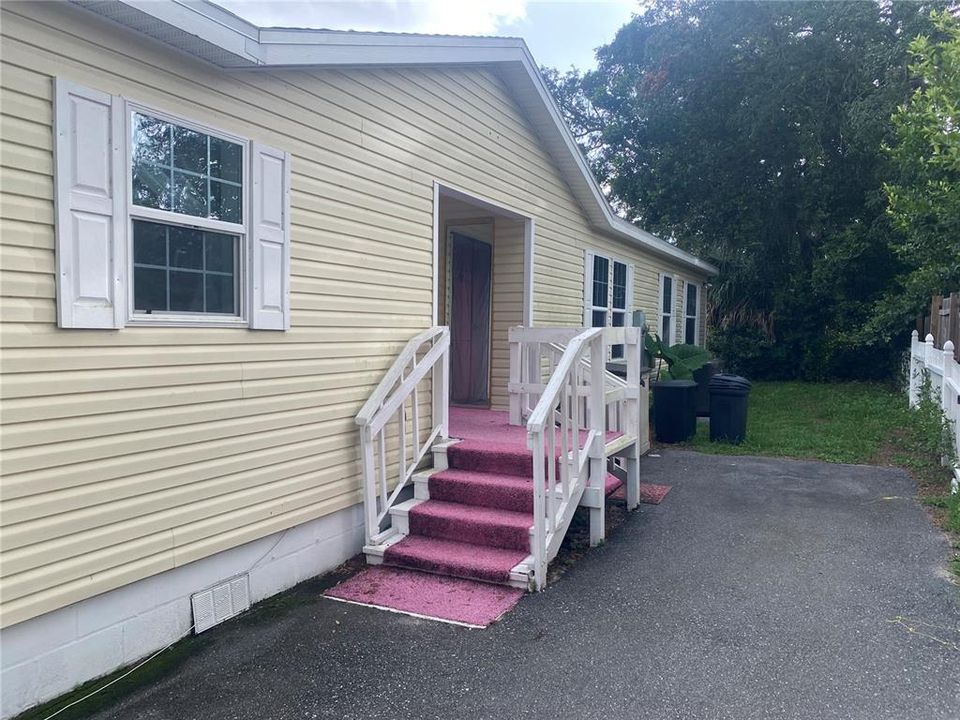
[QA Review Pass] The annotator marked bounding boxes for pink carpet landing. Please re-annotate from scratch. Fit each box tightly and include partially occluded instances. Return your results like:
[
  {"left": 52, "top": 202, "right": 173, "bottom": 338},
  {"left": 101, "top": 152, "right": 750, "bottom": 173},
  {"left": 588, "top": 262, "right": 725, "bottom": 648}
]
[{"left": 324, "top": 566, "right": 524, "bottom": 628}]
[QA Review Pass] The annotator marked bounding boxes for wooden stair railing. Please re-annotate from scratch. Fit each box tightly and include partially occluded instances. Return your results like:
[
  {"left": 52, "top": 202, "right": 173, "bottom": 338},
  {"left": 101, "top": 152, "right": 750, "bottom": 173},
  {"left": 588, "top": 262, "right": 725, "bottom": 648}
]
[
  {"left": 355, "top": 326, "right": 450, "bottom": 545},
  {"left": 510, "top": 326, "right": 644, "bottom": 589}
]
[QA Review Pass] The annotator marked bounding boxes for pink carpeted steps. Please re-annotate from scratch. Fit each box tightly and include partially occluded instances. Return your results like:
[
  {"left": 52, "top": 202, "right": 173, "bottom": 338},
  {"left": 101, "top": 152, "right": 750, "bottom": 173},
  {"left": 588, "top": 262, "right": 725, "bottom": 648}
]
[
  {"left": 379, "top": 408, "right": 642, "bottom": 587},
  {"left": 428, "top": 469, "right": 535, "bottom": 513},
  {"left": 446, "top": 443, "right": 538, "bottom": 477},
  {"left": 408, "top": 500, "right": 532, "bottom": 551},
  {"left": 383, "top": 536, "right": 528, "bottom": 584},
  {"left": 382, "top": 409, "right": 540, "bottom": 584}
]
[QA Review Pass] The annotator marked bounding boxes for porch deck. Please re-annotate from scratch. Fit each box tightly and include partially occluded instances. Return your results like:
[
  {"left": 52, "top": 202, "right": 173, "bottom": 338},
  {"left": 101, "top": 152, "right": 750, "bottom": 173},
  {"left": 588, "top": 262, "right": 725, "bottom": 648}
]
[
  {"left": 447, "top": 406, "right": 624, "bottom": 496},
  {"left": 358, "top": 325, "right": 647, "bottom": 590}
]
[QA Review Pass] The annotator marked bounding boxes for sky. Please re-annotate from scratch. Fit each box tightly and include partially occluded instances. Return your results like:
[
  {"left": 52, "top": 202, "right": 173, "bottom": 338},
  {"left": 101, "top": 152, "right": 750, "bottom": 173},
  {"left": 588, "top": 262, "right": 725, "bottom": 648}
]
[{"left": 213, "top": 0, "right": 640, "bottom": 70}]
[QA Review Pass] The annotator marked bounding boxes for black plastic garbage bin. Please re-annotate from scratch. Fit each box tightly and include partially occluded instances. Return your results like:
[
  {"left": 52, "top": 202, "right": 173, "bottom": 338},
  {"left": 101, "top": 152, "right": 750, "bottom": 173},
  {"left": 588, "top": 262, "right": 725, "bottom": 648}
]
[
  {"left": 709, "top": 374, "right": 751, "bottom": 444},
  {"left": 651, "top": 379, "right": 697, "bottom": 443}
]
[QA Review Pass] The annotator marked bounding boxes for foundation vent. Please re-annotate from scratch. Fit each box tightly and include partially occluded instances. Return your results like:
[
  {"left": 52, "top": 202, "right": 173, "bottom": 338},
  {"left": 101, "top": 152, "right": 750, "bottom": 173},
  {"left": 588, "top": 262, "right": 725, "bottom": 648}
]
[{"left": 191, "top": 575, "right": 250, "bottom": 633}]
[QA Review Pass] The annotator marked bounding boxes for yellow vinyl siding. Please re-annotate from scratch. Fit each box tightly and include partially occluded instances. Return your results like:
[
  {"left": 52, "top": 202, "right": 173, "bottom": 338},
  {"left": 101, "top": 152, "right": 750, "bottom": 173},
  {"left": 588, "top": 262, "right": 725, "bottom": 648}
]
[
  {"left": 0, "top": 1, "right": 708, "bottom": 628},
  {"left": 490, "top": 218, "right": 525, "bottom": 410}
]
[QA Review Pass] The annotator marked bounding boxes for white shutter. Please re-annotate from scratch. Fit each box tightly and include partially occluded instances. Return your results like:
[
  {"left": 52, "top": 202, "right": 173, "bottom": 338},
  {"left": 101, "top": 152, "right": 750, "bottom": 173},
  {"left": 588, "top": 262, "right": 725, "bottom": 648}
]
[
  {"left": 249, "top": 142, "right": 291, "bottom": 330},
  {"left": 582, "top": 249, "right": 594, "bottom": 327},
  {"left": 54, "top": 79, "right": 125, "bottom": 329},
  {"left": 626, "top": 264, "right": 635, "bottom": 322}
]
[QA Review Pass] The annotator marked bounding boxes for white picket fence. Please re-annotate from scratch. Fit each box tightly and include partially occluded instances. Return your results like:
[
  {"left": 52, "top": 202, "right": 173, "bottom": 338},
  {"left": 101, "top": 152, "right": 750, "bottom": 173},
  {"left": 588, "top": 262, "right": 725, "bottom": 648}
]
[{"left": 908, "top": 331, "right": 960, "bottom": 493}]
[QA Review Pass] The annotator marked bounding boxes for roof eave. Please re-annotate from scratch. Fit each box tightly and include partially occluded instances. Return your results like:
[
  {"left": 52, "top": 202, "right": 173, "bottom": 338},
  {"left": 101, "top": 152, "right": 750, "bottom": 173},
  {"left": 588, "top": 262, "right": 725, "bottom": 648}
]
[{"left": 73, "top": 0, "right": 718, "bottom": 276}]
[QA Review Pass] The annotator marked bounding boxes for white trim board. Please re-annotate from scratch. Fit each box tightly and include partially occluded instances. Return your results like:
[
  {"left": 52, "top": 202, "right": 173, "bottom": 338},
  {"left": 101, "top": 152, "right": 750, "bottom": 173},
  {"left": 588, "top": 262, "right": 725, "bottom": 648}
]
[{"left": 433, "top": 183, "right": 535, "bottom": 333}]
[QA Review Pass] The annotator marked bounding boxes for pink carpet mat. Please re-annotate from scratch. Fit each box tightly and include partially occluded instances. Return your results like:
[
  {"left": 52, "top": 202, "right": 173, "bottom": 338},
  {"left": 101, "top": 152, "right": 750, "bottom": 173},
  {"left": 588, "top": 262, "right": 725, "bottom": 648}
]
[
  {"left": 611, "top": 482, "right": 672, "bottom": 504},
  {"left": 324, "top": 566, "right": 524, "bottom": 627}
]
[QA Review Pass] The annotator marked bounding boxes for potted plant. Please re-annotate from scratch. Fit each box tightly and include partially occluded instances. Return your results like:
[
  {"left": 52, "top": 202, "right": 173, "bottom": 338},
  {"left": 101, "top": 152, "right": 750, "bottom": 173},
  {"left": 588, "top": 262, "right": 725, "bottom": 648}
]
[{"left": 644, "top": 334, "right": 711, "bottom": 442}]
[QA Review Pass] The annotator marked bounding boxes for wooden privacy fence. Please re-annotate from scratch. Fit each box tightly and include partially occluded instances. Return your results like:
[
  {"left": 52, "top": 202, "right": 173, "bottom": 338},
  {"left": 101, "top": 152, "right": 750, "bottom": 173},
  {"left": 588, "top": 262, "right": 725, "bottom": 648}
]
[
  {"left": 917, "top": 292, "right": 960, "bottom": 362},
  {"left": 908, "top": 331, "right": 960, "bottom": 493}
]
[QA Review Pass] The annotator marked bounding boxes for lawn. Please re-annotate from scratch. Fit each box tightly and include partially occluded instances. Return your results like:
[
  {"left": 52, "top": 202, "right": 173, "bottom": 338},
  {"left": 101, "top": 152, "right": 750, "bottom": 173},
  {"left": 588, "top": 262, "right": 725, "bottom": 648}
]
[
  {"left": 684, "top": 381, "right": 917, "bottom": 465},
  {"left": 680, "top": 381, "right": 960, "bottom": 572}
]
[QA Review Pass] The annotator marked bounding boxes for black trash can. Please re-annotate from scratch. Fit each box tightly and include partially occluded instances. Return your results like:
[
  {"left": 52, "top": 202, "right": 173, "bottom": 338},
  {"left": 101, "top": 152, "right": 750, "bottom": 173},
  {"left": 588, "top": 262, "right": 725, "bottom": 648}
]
[
  {"left": 651, "top": 379, "right": 697, "bottom": 443},
  {"left": 693, "top": 361, "right": 720, "bottom": 417},
  {"left": 709, "top": 374, "right": 751, "bottom": 444}
]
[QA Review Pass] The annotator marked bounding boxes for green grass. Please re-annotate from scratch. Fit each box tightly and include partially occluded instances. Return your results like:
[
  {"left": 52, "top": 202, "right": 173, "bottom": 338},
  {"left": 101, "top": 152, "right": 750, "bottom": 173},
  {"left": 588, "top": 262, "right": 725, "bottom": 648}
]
[{"left": 683, "top": 381, "right": 914, "bottom": 464}]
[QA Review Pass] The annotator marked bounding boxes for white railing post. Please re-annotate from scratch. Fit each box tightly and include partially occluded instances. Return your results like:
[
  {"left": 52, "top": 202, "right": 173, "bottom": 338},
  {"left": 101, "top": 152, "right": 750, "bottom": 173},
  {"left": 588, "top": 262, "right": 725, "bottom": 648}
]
[
  {"left": 942, "top": 341, "right": 957, "bottom": 482},
  {"left": 530, "top": 428, "right": 547, "bottom": 589},
  {"left": 588, "top": 332, "right": 606, "bottom": 547},
  {"left": 942, "top": 340, "right": 954, "bottom": 416},
  {"left": 623, "top": 327, "right": 642, "bottom": 509},
  {"left": 433, "top": 338, "right": 450, "bottom": 440},
  {"left": 909, "top": 329, "right": 920, "bottom": 408},
  {"left": 360, "top": 425, "right": 377, "bottom": 544},
  {"left": 509, "top": 332, "right": 522, "bottom": 425}
]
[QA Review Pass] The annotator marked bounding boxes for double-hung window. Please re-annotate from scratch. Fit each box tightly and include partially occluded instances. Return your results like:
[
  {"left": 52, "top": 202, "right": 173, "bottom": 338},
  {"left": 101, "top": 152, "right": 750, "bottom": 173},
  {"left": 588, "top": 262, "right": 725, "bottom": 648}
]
[
  {"left": 53, "top": 79, "right": 291, "bottom": 331},
  {"left": 683, "top": 280, "right": 700, "bottom": 345},
  {"left": 129, "top": 110, "right": 245, "bottom": 320},
  {"left": 659, "top": 273, "right": 675, "bottom": 345},
  {"left": 584, "top": 251, "right": 633, "bottom": 359}
]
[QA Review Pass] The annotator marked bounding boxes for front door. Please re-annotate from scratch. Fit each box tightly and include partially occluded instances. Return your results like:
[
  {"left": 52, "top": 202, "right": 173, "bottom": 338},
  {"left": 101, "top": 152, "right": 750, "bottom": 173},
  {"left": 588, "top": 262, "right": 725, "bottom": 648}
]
[{"left": 449, "top": 232, "right": 491, "bottom": 405}]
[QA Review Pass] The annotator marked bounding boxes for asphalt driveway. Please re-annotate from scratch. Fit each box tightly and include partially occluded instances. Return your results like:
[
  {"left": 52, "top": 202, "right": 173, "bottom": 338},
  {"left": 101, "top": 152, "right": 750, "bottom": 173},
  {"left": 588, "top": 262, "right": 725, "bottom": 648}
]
[{"left": 86, "top": 451, "right": 959, "bottom": 720}]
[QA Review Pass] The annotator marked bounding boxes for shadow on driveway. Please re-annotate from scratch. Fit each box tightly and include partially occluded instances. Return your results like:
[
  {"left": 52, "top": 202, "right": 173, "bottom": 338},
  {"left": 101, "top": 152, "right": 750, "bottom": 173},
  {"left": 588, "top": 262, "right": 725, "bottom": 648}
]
[{"left": 88, "top": 450, "right": 959, "bottom": 720}]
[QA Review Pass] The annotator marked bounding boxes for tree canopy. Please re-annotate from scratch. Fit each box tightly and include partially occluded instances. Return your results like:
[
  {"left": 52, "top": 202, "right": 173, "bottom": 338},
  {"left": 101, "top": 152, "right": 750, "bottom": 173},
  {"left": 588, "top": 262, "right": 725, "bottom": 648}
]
[
  {"left": 544, "top": 0, "right": 955, "bottom": 379},
  {"left": 877, "top": 10, "right": 960, "bottom": 340}
]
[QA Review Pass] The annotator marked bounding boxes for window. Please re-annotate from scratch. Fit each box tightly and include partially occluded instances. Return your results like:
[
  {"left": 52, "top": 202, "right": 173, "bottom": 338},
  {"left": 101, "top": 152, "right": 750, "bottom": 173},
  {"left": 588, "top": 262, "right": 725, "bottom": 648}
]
[
  {"left": 130, "top": 111, "right": 244, "bottom": 320},
  {"left": 589, "top": 254, "right": 609, "bottom": 328},
  {"left": 53, "top": 79, "right": 291, "bottom": 330},
  {"left": 132, "top": 221, "right": 237, "bottom": 314},
  {"left": 584, "top": 251, "right": 632, "bottom": 358},
  {"left": 684, "top": 281, "right": 700, "bottom": 345},
  {"left": 660, "top": 274, "right": 675, "bottom": 345}
]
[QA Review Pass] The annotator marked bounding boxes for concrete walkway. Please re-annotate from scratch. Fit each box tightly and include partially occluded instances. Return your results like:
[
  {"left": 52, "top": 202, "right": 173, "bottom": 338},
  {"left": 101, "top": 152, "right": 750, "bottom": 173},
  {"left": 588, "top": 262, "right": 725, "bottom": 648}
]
[{"left": 87, "top": 451, "right": 959, "bottom": 720}]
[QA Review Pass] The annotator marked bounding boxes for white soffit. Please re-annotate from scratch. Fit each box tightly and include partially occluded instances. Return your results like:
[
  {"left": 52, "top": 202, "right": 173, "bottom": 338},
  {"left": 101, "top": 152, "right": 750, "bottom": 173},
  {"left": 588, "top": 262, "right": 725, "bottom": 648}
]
[{"left": 73, "top": 0, "right": 717, "bottom": 275}]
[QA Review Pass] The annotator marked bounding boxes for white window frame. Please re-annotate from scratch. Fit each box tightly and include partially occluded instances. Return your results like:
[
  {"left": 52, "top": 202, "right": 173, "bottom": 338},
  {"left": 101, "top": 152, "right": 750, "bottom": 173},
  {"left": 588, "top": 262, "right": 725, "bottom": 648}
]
[
  {"left": 583, "top": 250, "right": 634, "bottom": 359},
  {"left": 683, "top": 279, "right": 701, "bottom": 346},
  {"left": 659, "top": 272, "right": 676, "bottom": 345},
  {"left": 124, "top": 101, "right": 250, "bottom": 328}
]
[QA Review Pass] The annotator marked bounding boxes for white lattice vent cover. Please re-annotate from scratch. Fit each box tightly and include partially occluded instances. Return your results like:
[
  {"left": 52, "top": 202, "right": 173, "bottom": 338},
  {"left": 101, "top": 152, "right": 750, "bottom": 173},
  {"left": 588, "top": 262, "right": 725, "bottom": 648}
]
[{"left": 191, "top": 575, "right": 250, "bottom": 634}]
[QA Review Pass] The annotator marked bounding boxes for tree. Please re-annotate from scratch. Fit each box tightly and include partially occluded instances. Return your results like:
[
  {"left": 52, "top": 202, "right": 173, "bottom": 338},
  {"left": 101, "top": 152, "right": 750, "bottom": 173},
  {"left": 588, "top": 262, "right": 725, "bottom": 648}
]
[
  {"left": 545, "top": 1, "right": 948, "bottom": 379},
  {"left": 871, "top": 10, "right": 960, "bottom": 340}
]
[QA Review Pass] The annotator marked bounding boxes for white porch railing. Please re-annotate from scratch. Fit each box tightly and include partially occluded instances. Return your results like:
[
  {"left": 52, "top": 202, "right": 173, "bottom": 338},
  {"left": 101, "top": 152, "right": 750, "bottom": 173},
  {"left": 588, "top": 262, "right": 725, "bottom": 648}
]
[
  {"left": 509, "top": 326, "right": 644, "bottom": 588},
  {"left": 355, "top": 326, "right": 450, "bottom": 544},
  {"left": 909, "top": 331, "right": 960, "bottom": 493}
]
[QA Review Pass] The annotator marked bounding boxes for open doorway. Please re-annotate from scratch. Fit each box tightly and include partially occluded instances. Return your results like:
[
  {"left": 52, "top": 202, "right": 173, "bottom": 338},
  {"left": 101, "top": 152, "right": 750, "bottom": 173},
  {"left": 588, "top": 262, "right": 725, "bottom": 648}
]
[{"left": 433, "top": 184, "right": 534, "bottom": 411}]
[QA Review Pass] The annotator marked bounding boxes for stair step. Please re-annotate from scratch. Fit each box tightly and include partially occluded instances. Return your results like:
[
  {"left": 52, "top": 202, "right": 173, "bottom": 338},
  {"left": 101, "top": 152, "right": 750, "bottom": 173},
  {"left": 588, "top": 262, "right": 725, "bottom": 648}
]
[
  {"left": 427, "top": 469, "right": 534, "bottom": 513},
  {"left": 383, "top": 535, "right": 530, "bottom": 586},
  {"left": 408, "top": 500, "right": 532, "bottom": 551},
  {"left": 447, "top": 443, "right": 534, "bottom": 476}
]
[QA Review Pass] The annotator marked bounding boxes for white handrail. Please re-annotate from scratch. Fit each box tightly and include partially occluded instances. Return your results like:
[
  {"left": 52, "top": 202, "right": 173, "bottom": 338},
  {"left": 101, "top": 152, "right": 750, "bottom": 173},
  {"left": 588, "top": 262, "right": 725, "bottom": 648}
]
[
  {"left": 526, "top": 327, "right": 605, "bottom": 589},
  {"left": 356, "top": 326, "right": 447, "bottom": 427},
  {"left": 356, "top": 326, "right": 450, "bottom": 544},
  {"left": 510, "top": 325, "right": 645, "bottom": 588},
  {"left": 527, "top": 329, "right": 601, "bottom": 432}
]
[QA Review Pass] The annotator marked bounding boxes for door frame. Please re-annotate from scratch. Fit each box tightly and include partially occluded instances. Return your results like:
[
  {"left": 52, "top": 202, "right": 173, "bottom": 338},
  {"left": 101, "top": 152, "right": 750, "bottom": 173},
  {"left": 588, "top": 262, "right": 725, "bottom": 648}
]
[
  {"left": 446, "top": 224, "right": 494, "bottom": 405},
  {"left": 432, "top": 181, "right": 534, "bottom": 328}
]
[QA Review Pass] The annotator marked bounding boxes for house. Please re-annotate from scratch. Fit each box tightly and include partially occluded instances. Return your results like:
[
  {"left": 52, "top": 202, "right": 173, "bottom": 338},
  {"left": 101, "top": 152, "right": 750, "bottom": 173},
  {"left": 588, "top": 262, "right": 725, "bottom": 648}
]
[{"left": 0, "top": 1, "right": 717, "bottom": 716}]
